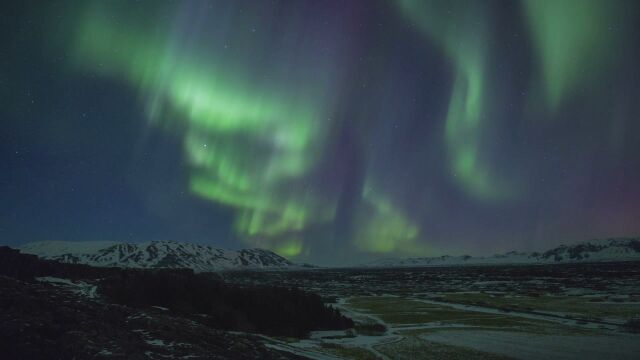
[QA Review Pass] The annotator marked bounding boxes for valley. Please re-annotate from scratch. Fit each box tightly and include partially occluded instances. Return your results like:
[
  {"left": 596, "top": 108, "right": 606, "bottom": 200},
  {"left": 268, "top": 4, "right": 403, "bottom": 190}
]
[
  {"left": 3, "top": 242, "right": 640, "bottom": 359},
  {"left": 224, "top": 262, "right": 640, "bottom": 359}
]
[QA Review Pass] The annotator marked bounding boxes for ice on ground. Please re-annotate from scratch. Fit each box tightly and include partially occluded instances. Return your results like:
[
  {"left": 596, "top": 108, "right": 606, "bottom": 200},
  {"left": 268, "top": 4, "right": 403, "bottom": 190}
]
[
  {"left": 415, "top": 298, "right": 621, "bottom": 330},
  {"left": 145, "top": 339, "right": 166, "bottom": 346},
  {"left": 264, "top": 343, "right": 342, "bottom": 360},
  {"left": 309, "top": 330, "right": 351, "bottom": 339},
  {"left": 36, "top": 276, "right": 99, "bottom": 299},
  {"left": 420, "top": 330, "right": 640, "bottom": 360},
  {"left": 36, "top": 276, "right": 76, "bottom": 285}
]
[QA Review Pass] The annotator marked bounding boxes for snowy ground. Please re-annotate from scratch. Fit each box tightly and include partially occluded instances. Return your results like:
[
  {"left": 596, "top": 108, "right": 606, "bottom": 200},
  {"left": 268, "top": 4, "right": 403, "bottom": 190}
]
[{"left": 36, "top": 276, "right": 98, "bottom": 298}]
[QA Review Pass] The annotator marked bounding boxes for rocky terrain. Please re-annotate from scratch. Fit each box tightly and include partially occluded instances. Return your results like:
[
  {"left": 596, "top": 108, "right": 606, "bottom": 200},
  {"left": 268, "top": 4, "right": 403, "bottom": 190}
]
[
  {"left": 0, "top": 275, "right": 303, "bottom": 360},
  {"left": 0, "top": 246, "right": 352, "bottom": 359},
  {"left": 19, "top": 240, "right": 302, "bottom": 271}
]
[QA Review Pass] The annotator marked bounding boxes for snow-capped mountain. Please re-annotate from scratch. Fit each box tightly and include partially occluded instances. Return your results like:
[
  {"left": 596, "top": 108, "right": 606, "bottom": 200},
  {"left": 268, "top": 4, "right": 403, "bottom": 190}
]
[
  {"left": 364, "top": 237, "right": 640, "bottom": 268},
  {"left": 19, "top": 240, "right": 299, "bottom": 271}
]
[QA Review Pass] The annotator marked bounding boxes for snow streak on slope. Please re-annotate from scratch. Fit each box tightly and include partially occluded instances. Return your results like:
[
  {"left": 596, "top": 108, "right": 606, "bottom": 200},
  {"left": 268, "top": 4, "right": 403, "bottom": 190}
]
[{"left": 20, "top": 240, "right": 299, "bottom": 272}]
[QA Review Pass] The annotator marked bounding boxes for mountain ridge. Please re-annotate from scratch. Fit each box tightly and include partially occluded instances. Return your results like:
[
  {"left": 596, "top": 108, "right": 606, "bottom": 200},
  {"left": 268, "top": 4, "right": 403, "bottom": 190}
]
[
  {"left": 363, "top": 237, "right": 640, "bottom": 268},
  {"left": 17, "top": 237, "right": 640, "bottom": 270},
  {"left": 19, "top": 240, "right": 301, "bottom": 272}
]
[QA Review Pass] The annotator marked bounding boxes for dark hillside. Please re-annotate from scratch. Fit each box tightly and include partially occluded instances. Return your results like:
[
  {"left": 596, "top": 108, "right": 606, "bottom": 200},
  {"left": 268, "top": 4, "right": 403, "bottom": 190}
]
[
  {"left": 0, "top": 246, "right": 353, "bottom": 359},
  {"left": 99, "top": 268, "right": 353, "bottom": 337}
]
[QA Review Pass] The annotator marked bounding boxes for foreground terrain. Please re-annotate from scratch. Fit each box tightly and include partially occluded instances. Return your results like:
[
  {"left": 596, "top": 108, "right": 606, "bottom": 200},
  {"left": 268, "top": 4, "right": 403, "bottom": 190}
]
[
  {"left": 2, "top": 245, "right": 639, "bottom": 359},
  {"left": 0, "top": 246, "right": 349, "bottom": 359},
  {"left": 224, "top": 262, "right": 640, "bottom": 359},
  {"left": 0, "top": 275, "right": 304, "bottom": 360}
]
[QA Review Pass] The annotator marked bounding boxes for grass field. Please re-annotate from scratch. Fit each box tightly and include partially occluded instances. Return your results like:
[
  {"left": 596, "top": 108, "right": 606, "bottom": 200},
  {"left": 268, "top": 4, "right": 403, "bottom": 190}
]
[
  {"left": 280, "top": 294, "right": 639, "bottom": 359},
  {"left": 226, "top": 263, "right": 640, "bottom": 359},
  {"left": 435, "top": 292, "right": 640, "bottom": 323}
]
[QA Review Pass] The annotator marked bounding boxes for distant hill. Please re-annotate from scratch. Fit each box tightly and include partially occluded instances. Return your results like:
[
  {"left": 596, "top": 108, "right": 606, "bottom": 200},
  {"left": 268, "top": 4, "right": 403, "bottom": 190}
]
[
  {"left": 19, "top": 240, "right": 302, "bottom": 271},
  {"left": 364, "top": 237, "right": 640, "bottom": 268}
]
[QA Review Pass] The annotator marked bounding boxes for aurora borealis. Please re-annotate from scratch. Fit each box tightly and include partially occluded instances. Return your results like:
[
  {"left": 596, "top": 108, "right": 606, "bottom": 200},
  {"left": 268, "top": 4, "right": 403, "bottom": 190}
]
[{"left": 2, "top": 0, "right": 640, "bottom": 265}]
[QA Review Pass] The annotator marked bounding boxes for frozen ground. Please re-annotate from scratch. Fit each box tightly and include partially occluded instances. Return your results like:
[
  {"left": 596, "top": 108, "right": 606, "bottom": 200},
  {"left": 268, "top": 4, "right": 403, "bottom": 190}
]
[{"left": 36, "top": 276, "right": 98, "bottom": 298}]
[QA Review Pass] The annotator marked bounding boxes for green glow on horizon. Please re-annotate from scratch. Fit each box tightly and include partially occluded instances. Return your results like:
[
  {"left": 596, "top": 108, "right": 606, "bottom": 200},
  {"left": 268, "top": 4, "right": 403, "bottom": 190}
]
[
  {"left": 274, "top": 239, "right": 303, "bottom": 258},
  {"left": 352, "top": 185, "right": 423, "bottom": 254},
  {"left": 524, "top": 0, "right": 619, "bottom": 109}
]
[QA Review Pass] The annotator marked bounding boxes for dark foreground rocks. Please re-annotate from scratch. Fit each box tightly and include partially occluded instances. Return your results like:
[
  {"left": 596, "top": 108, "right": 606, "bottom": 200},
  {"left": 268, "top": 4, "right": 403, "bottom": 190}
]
[
  {"left": 0, "top": 246, "right": 355, "bottom": 359},
  {"left": 0, "top": 275, "right": 304, "bottom": 360}
]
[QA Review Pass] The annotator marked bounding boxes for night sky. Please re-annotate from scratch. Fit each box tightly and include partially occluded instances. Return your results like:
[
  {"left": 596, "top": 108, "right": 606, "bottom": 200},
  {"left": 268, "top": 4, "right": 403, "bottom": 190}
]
[{"left": 2, "top": 0, "right": 640, "bottom": 265}]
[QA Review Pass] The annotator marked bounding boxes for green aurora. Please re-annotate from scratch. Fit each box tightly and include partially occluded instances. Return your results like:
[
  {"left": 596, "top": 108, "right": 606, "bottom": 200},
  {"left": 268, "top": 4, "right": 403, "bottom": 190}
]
[{"left": 5, "top": 0, "right": 637, "bottom": 263}]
